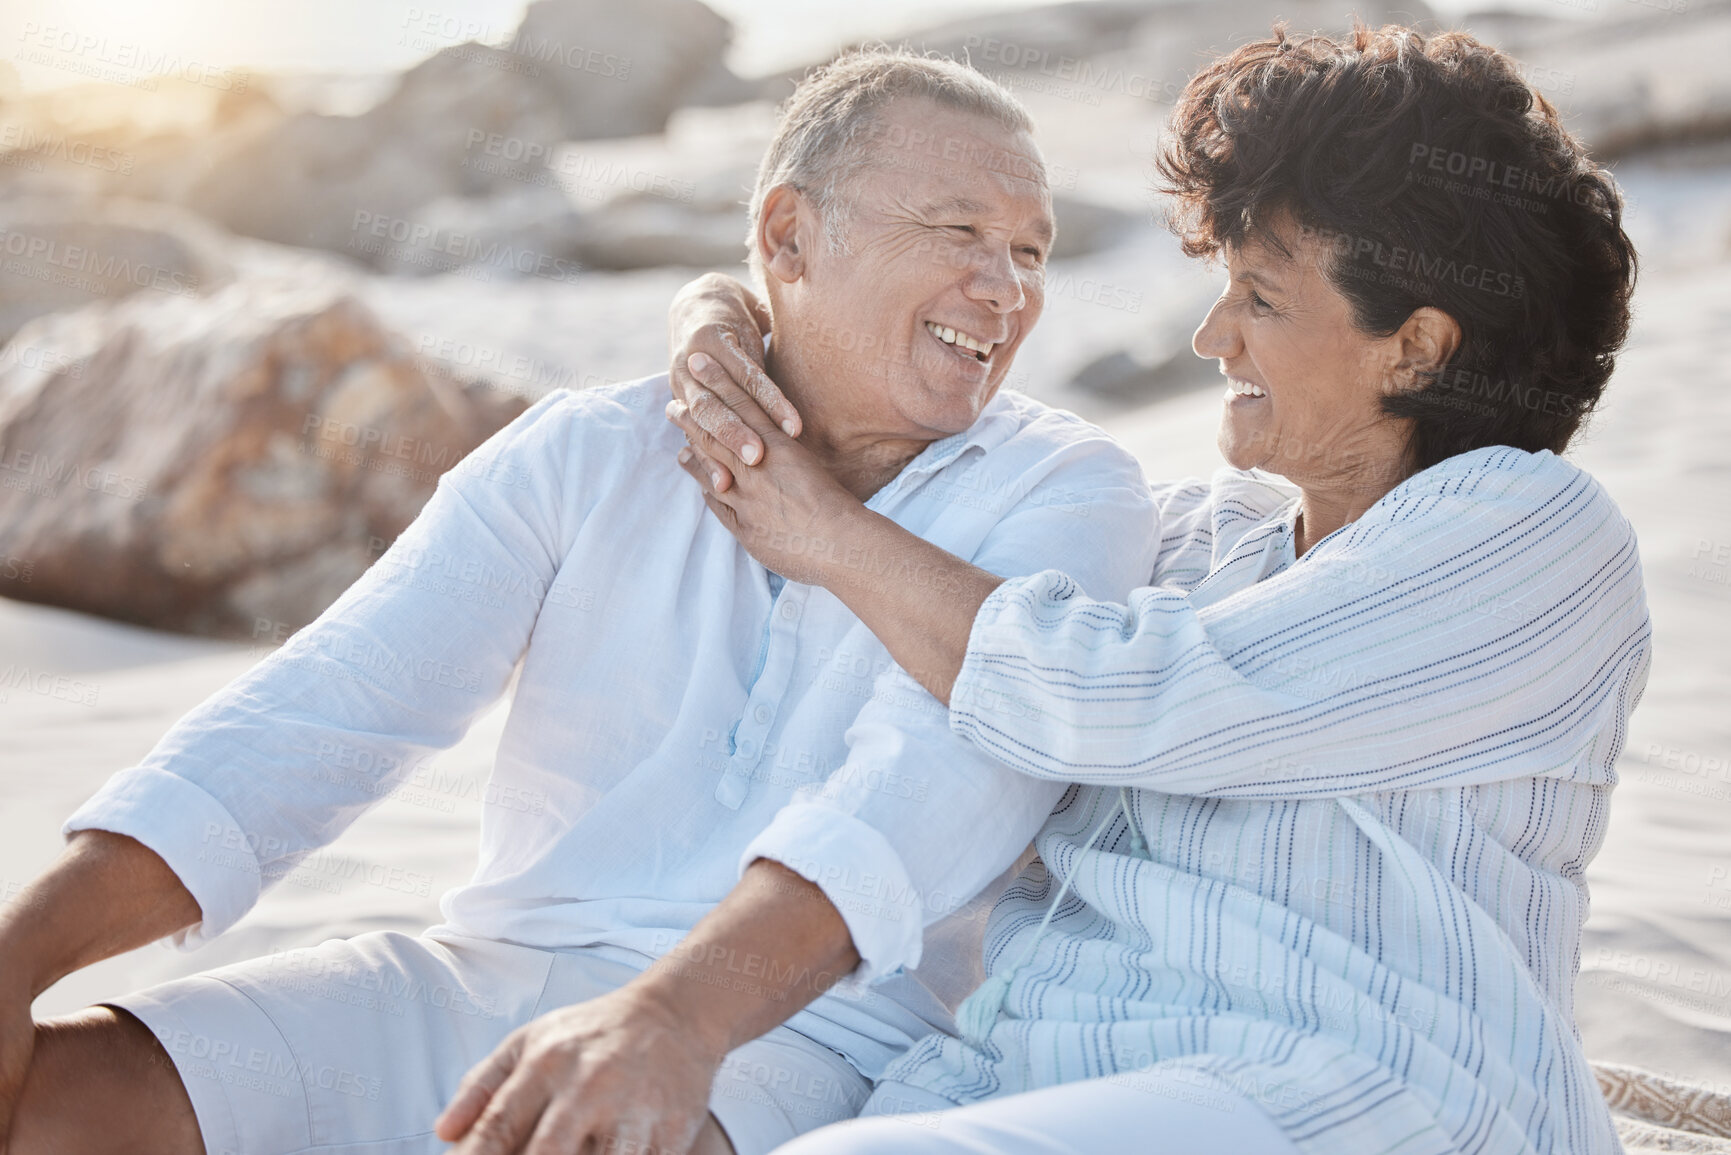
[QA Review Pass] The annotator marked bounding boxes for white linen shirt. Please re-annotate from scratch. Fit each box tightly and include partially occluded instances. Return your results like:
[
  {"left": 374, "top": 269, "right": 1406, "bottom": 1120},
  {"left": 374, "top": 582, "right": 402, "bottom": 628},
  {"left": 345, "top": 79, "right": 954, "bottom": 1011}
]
[{"left": 61, "top": 375, "right": 1159, "bottom": 1079}]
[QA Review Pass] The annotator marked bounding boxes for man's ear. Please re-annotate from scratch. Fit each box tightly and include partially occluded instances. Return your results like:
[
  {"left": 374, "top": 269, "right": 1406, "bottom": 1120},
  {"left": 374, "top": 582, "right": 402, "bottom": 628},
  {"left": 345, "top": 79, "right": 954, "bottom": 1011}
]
[
  {"left": 1389, "top": 306, "right": 1462, "bottom": 393},
  {"left": 757, "top": 185, "right": 809, "bottom": 287}
]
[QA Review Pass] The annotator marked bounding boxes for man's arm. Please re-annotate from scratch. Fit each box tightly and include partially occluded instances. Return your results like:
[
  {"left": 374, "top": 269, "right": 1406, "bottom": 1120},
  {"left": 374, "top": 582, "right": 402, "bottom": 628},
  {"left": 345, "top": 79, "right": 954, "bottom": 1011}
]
[
  {"left": 56, "top": 389, "right": 589, "bottom": 952},
  {"left": 1, "top": 392, "right": 594, "bottom": 1145},
  {"left": 0, "top": 832, "right": 200, "bottom": 1002},
  {"left": 434, "top": 858, "right": 857, "bottom": 1155},
  {"left": 0, "top": 832, "right": 201, "bottom": 1142}
]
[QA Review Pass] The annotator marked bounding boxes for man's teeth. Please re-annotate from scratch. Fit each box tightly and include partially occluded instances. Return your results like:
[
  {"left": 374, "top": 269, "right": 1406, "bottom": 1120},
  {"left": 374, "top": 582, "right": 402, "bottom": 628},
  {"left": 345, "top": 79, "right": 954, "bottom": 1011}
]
[
  {"left": 1227, "top": 378, "right": 1267, "bottom": 398},
  {"left": 926, "top": 321, "right": 994, "bottom": 359}
]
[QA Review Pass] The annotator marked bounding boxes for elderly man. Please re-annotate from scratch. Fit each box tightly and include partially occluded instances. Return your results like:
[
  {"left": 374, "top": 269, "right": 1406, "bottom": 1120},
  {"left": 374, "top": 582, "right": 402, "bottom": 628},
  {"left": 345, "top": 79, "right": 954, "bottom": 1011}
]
[{"left": 0, "top": 50, "right": 1156, "bottom": 1155}]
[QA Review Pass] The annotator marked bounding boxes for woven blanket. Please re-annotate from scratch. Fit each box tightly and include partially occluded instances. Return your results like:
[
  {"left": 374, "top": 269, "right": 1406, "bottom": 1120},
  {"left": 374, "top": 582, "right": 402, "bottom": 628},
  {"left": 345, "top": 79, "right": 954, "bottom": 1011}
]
[{"left": 1598, "top": 1063, "right": 1731, "bottom": 1152}]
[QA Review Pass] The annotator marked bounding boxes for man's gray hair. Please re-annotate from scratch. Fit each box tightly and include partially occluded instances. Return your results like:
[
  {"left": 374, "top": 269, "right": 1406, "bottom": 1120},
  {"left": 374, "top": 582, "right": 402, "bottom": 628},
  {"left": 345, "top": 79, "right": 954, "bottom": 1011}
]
[{"left": 746, "top": 46, "right": 1037, "bottom": 274}]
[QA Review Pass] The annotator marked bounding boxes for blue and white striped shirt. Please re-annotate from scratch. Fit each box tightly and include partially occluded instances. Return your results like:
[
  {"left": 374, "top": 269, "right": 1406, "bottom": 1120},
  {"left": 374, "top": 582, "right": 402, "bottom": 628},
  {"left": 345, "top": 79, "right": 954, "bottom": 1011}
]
[{"left": 879, "top": 446, "right": 1651, "bottom": 1154}]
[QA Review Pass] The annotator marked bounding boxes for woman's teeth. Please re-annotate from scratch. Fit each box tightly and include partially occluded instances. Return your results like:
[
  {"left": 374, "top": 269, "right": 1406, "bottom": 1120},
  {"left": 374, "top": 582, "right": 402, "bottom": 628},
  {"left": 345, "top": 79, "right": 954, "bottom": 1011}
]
[
  {"left": 1226, "top": 378, "right": 1267, "bottom": 398},
  {"left": 926, "top": 321, "right": 994, "bottom": 360}
]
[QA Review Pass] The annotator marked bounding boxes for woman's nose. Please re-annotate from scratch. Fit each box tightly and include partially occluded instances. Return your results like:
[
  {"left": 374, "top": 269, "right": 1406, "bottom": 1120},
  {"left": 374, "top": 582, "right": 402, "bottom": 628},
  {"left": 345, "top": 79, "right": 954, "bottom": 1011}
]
[{"left": 1192, "top": 295, "right": 1240, "bottom": 360}]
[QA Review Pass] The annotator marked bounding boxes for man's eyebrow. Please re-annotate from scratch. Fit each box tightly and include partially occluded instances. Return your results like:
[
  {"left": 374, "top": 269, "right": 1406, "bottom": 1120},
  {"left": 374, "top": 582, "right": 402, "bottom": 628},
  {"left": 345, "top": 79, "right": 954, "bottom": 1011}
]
[
  {"left": 914, "top": 195, "right": 991, "bottom": 219},
  {"left": 915, "top": 195, "right": 1057, "bottom": 245}
]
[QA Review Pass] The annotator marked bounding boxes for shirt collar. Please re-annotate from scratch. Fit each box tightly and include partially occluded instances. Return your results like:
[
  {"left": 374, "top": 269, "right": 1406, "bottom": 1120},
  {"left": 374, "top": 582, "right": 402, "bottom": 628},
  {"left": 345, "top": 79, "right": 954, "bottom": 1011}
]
[{"left": 862, "top": 390, "right": 1025, "bottom": 509}]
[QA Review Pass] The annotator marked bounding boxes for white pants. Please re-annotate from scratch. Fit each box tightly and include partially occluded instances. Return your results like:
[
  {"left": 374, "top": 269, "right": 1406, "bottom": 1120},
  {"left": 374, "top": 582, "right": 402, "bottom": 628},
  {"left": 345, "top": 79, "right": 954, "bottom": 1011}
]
[
  {"left": 105, "top": 928, "right": 870, "bottom": 1155},
  {"left": 771, "top": 1068, "right": 1303, "bottom": 1154}
]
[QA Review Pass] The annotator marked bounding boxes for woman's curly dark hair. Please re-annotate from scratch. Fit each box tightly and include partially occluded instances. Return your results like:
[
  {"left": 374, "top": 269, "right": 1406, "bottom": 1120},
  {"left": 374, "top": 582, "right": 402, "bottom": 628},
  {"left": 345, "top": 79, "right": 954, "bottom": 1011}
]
[{"left": 1157, "top": 24, "right": 1637, "bottom": 471}]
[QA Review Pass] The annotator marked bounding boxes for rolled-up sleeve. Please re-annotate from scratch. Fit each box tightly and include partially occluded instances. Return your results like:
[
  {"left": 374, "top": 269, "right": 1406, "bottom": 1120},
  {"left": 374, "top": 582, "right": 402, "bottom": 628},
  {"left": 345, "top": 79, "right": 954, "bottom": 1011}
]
[
  {"left": 60, "top": 768, "right": 257, "bottom": 949},
  {"left": 61, "top": 389, "right": 598, "bottom": 948},
  {"left": 739, "top": 802, "right": 925, "bottom": 989},
  {"left": 746, "top": 433, "right": 1161, "bottom": 983}
]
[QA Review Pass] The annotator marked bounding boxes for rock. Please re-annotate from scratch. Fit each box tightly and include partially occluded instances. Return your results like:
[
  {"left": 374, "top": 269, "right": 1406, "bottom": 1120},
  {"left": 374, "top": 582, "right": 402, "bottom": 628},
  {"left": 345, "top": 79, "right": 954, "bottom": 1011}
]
[
  {"left": 544, "top": 102, "right": 769, "bottom": 269},
  {"left": 556, "top": 156, "right": 1145, "bottom": 272},
  {"left": 181, "top": 0, "right": 739, "bottom": 263},
  {"left": 495, "top": 0, "right": 738, "bottom": 135},
  {"left": 568, "top": 195, "right": 749, "bottom": 270},
  {"left": 457, "top": 101, "right": 1147, "bottom": 271},
  {"left": 0, "top": 277, "right": 526, "bottom": 637},
  {"left": 1068, "top": 345, "right": 1219, "bottom": 404},
  {"left": 1105, "top": 0, "right": 1439, "bottom": 100},
  {"left": 0, "top": 77, "right": 286, "bottom": 206},
  {"left": 1514, "top": 1, "right": 1731, "bottom": 158},
  {"left": 760, "top": 0, "right": 1438, "bottom": 104},
  {"left": 365, "top": 184, "right": 587, "bottom": 279},
  {"left": 1050, "top": 195, "right": 1141, "bottom": 260},
  {"left": 750, "top": 2, "right": 1156, "bottom": 99},
  {"left": 1451, "top": 8, "right": 1573, "bottom": 56},
  {"left": 0, "top": 197, "right": 233, "bottom": 346}
]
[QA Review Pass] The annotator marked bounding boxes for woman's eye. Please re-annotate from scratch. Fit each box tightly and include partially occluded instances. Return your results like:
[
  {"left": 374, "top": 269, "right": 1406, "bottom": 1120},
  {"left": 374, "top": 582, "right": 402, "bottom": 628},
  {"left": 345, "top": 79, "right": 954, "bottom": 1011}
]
[
  {"left": 1248, "top": 290, "right": 1273, "bottom": 311},
  {"left": 945, "top": 224, "right": 976, "bottom": 235}
]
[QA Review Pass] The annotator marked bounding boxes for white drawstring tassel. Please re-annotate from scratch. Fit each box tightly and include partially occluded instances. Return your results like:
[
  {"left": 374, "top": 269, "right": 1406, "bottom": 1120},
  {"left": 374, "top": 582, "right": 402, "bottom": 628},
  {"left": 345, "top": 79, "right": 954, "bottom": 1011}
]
[
  {"left": 954, "top": 792, "right": 1126, "bottom": 1048},
  {"left": 954, "top": 970, "right": 1014, "bottom": 1047},
  {"left": 1119, "top": 787, "right": 1148, "bottom": 859}
]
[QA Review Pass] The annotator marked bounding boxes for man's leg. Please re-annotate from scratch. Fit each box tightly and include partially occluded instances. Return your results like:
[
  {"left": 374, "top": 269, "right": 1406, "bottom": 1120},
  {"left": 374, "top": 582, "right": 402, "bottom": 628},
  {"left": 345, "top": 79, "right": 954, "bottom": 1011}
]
[
  {"left": 7, "top": 1003, "right": 731, "bottom": 1155},
  {"left": 9, "top": 1002, "right": 735, "bottom": 1155},
  {"left": 10, "top": 1005, "right": 203, "bottom": 1155}
]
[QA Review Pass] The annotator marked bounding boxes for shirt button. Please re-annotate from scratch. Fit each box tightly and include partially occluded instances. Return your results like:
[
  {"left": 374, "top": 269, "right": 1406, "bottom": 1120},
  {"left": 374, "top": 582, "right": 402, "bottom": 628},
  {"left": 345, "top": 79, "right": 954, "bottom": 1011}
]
[
  {"left": 753, "top": 704, "right": 772, "bottom": 724},
  {"left": 780, "top": 601, "right": 801, "bottom": 621},
  {"left": 737, "top": 739, "right": 756, "bottom": 758},
  {"left": 715, "top": 775, "right": 749, "bottom": 809}
]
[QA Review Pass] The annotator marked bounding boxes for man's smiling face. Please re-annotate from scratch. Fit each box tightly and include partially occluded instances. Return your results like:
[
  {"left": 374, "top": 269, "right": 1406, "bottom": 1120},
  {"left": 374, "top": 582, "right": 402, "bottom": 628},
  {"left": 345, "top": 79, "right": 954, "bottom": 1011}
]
[{"left": 786, "top": 97, "right": 1053, "bottom": 439}]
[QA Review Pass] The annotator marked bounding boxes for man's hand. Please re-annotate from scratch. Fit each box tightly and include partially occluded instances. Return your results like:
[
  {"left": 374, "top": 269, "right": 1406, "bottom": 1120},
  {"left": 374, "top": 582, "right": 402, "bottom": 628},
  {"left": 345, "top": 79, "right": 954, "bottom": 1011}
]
[
  {"left": 434, "top": 982, "right": 726, "bottom": 1155},
  {"left": 436, "top": 859, "right": 859, "bottom": 1155},
  {"left": 667, "top": 272, "right": 800, "bottom": 491}
]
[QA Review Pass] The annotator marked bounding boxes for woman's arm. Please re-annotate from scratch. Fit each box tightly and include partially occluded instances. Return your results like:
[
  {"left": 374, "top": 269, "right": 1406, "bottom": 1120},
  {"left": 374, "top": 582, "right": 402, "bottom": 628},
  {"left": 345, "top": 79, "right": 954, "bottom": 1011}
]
[
  {"left": 666, "top": 397, "right": 1000, "bottom": 704},
  {"left": 944, "top": 456, "right": 1652, "bottom": 796},
  {"left": 672, "top": 404, "right": 1652, "bottom": 799}
]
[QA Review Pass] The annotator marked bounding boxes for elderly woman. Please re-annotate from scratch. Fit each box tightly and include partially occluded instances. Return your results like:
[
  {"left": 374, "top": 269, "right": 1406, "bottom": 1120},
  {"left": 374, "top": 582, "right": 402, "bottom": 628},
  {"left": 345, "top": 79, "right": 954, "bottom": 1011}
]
[{"left": 662, "top": 24, "right": 1648, "bottom": 1155}]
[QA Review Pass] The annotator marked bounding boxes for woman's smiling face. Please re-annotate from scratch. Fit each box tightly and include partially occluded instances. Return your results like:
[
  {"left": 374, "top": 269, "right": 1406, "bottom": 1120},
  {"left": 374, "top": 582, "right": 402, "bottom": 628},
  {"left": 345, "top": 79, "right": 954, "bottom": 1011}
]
[{"left": 1192, "top": 218, "right": 1418, "bottom": 500}]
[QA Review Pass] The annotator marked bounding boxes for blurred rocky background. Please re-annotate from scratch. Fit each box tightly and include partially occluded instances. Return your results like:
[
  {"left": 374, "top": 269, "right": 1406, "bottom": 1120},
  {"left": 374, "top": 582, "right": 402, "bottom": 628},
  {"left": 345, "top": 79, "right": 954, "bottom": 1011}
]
[{"left": 2, "top": 0, "right": 1729, "bottom": 636}]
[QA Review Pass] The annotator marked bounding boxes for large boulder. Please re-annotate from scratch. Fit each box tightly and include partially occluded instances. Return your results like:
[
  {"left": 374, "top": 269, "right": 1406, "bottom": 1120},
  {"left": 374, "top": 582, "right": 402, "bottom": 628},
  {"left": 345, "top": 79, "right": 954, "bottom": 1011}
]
[
  {"left": 748, "top": 1, "right": 1157, "bottom": 99},
  {"left": 0, "top": 197, "right": 233, "bottom": 346},
  {"left": 1067, "top": 345, "right": 1222, "bottom": 405},
  {"left": 0, "top": 277, "right": 526, "bottom": 637},
  {"left": 418, "top": 101, "right": 1148, "bottom": 273},
  {"left": 1510, "top": 0, "right": 1731, "bottom": 158},
  {"left": 755, "top": 0, "right": 1438, "bottom": 104},
  {"left": 182, "top": 0, "right": 738, "bottom": 261},
  {"left": 0, "top": 76, "right": 285, "bottom": 206}
]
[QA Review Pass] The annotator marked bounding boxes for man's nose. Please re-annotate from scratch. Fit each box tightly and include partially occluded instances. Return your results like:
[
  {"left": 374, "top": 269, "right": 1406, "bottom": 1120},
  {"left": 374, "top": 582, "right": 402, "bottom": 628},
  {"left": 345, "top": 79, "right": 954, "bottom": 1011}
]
[{"left": 960, "top": 244, "right": 1027, "bottom": 313}]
